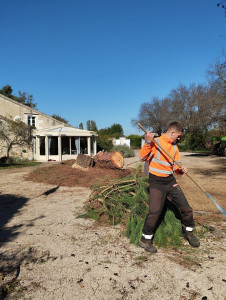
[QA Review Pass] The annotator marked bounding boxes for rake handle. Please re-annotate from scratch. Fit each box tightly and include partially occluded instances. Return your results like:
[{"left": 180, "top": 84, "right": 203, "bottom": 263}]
[
  {"left": 137, "top": 123, "right": 181, "bottom": 168},
  {"left": 137, "top": 122, "right": 226, "bottom": 217}
]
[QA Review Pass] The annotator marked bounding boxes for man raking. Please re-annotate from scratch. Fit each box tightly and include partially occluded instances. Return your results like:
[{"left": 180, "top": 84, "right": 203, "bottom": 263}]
[{"left": 139, "top": 121, "right": 200, "bottom": 253}]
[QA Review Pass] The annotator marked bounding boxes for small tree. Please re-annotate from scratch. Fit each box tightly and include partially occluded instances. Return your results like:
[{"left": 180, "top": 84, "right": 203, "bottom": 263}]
[
  {"left": 0, "top": 85, "right": 37, "bottom": 108},
  {"left": 0, "top": 84, "right": 13, "bottom": 97},
  {"left": 17, "top": 91, "right": 37, "bottom": 108},
  {"left": 51, "top": 114, "right": 68, "bottom": 124},
  {"left": 0, "top": 118, "right": 32, "bottom": 159}
]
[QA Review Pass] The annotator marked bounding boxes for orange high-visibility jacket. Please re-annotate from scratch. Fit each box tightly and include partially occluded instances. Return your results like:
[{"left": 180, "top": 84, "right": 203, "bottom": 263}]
[{"left": 140, "top": 134, "right": 182, "bottom": 177}]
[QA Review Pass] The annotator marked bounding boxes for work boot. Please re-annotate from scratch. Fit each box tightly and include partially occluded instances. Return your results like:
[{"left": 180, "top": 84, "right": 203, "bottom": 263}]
[
  {"left": 184, "top": 231, "right": 200, "bottom": 247},
  {"left": 139, "top": 236, "right": 157, "bottom": 253}
]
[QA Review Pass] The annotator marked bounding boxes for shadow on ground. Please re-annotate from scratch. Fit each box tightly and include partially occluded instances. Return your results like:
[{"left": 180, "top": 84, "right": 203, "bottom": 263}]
[
  {"left": 0, "top": 190, "right": 57, "bottom": 299},
  {"left": 0, "top": 193, "right": 29, "bottom": 299},
  {"left": 184, "top": 153, "right": 210, "bottom": 157},
  {"left": 0, "top": 193, "right": 29, "bottom": 245},
  {"left": 0, "top": 186, "right": 60, "bottom": 245},
  {"left": 193, "top": 166, "right": 226, "bottom": 176}
]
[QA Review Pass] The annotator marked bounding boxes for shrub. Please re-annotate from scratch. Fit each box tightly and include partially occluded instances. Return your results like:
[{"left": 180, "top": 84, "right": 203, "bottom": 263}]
[
  {"left": 186, "top": 133, "right": 205, "bottom": 150},
  {"left": 97, "top": 135, "right": 113, "bottom": 152},
  {"left": 0, "top": 156, "right": 7, "bottom": 163},
  {"left": 112, "top": 145, "right": 134, "bottom": 158},
  {"left": 127, "top": 135, "right": 142, "bottom": 148},
  {"left": 7, "top": 156, "right": 25, "bottom": 163}
]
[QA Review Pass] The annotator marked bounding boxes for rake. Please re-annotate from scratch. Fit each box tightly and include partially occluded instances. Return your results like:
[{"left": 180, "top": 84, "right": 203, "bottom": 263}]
[{"left": 137, "top": 123, "right": 226, "bottom": 218}]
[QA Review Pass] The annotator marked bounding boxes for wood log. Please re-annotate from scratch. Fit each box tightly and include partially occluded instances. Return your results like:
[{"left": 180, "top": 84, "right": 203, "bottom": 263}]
[
  {"left": 73, "top": 154, "right": 94, "bottom": 168},
  {"left": 94, "top": 151, "right": 124, "bottom": 169}
]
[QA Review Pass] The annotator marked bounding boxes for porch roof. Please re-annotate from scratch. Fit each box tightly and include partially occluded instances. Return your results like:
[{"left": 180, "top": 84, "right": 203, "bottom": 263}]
[{"left": 33, "top": 126, "right": 98, "bottom": 137}]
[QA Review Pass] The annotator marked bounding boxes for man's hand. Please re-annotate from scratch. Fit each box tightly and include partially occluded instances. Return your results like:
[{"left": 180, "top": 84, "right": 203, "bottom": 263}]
[
  {"left": 145, "top": 131, "right": 155, "bottom": 144},
  {"left": 178, "top": 165, "right": 188, "bottom": 174}
]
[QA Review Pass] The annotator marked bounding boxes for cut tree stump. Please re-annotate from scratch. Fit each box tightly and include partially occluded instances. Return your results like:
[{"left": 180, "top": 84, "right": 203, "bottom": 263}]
[
  {"left": 94, "top": 151, "right": 124, "bottom": 169},
  {"left": 73, "top": 154, "right": 94, "bottom": 168}
]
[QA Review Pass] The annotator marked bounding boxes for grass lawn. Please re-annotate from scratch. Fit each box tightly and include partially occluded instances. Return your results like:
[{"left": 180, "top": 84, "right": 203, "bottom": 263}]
[
  {"left": 191, "top": 149, "right": 211, "bottom": 153},
  {"left": 0, "top": 161, "right": 42, "bottom": 169},
  {"left": 178, "top": 145, "right": 211, "bottom": 154}
]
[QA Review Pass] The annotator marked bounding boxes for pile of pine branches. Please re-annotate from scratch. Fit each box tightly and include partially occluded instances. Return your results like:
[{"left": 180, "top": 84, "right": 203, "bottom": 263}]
[{"left": 80, "top": 167, "right": 183, "bottom": 248}]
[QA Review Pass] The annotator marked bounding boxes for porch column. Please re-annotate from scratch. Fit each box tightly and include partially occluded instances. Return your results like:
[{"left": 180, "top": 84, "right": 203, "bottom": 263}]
[
  {"left": 87, "top": 137, "right": 91, "bottom": 155},
  {"left": 45, "top": 136, "right": 49, "bottom": 161},
  {"left": 78, "top": 137, "right": 80, "bottom": 154},
  {"left": 58, "top": 136, "right": 62, "bottom": 161},
  {"left": 36, "top": 136, "right": 40, "bottom": 159},
  {"left": 94, "top": 137, "right": 97, "bottom": 155}
]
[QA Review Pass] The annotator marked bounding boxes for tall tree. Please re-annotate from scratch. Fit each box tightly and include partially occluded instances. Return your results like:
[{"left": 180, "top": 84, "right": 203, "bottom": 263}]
[
  {"left": 109, "top": 123, "right": 124, "bottom": 135},
  {"left": 98, "top": 123, "right": 124, "bottom": 137},
  {"left": 86, "top": 120, "right": 97, "bottom": 131},
  {"left": 169, "top": 84, "right": 198, "bottom": 133},
  {"left": 168, "top": 83, "right": 220, "bottom": 134},
  {"left": 206, "top": 57, "right": 226, "bottom": 132},
  {"left": 217, "top": 1, "right": 226, "bottom": 10},
  {"left": 90, "top": 120, "right": 98, "bottom": 132},
  {"left": 86, "top": 120, "right": 91, "bottom": 131},
  {"left": 79, "top": 122, "right": 84, "bottom": 129},
  {"left": 132, "top": 97, "right": 173, "bottom": 135},
  {"left": 134, "top": 78, "right": 225, "bottom": 137}
]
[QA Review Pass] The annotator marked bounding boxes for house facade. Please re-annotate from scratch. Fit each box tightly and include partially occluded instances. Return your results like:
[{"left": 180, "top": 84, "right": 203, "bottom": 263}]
[{"left": 0, "top": 94, "right": 97, "bottom": 161}]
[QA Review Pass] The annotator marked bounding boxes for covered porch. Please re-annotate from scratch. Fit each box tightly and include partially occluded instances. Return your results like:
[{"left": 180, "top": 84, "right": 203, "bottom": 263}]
[{"left": 32, "top": 126, "right": 98, "bottom": 161}]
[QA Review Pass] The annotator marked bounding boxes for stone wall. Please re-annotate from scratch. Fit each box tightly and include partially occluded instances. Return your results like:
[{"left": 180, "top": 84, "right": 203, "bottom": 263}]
[
  {"left": 0, "top": 95, "right": 69, "bottom": 130},
  {"left": 0, "top": 117, "right": 33, "bottom": 159}
]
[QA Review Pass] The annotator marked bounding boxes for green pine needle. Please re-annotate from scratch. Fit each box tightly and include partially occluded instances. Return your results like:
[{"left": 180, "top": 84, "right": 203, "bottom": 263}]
[{"left": 85, "top": 172, "right": 184, "bottom": 249}]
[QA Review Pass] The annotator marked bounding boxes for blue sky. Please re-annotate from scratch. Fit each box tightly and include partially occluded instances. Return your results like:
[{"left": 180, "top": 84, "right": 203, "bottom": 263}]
[{"left": 0, "top": 0, "right": 225, "bottom": 135}]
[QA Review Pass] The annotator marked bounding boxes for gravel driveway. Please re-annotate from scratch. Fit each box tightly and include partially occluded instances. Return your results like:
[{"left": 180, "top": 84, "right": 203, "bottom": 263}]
[{"left": 0, "top": 154, "right": 226, "bottom": 299}]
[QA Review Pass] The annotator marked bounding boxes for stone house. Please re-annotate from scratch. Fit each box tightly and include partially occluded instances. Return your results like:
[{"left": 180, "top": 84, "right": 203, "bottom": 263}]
[{"left": 0, "top": 94, "right": 97, "bottom": 161}]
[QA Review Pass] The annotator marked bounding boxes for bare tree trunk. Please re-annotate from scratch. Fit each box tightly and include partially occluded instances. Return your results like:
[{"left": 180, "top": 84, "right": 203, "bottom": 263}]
[{"left": 7, "top": 143, "right": 12, "bottom": 159}]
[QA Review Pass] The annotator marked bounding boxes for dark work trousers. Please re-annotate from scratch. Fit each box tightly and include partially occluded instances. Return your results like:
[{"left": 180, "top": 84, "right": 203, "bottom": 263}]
[{"left": 142, "top": 173, "right": 195, "bottom": 236}]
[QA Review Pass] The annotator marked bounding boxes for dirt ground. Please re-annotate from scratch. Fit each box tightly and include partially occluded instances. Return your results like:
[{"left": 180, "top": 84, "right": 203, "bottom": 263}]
[{"left": 0, "top": 151, "right": 225, "bottom": 299}]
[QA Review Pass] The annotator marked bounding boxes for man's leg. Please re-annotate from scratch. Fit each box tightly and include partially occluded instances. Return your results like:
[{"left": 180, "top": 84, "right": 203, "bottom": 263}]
[
  {"left": 167, "top": 181, "right": 200, "bottom": 247},
  {"left": 140, "top": 184, "right": 167, "bottom": 253}
]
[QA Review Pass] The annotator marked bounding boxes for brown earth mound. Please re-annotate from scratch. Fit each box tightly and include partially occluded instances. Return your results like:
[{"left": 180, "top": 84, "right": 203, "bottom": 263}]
[{"left": 25, "top": 159, "right": 132, "bottom": 188}]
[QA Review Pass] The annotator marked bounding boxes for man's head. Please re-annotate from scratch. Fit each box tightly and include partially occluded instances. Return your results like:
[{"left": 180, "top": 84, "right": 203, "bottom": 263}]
[{"left": 165, "top": 122, "right": 183, "bottom": 143}]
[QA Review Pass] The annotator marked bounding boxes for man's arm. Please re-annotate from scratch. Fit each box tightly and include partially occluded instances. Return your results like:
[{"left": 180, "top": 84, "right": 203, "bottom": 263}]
[
  {"left": 144, "top": 131, "right": 155, "bottom": 144},
  {"left": 140, "top": 132, "right": 155, "bottom": 160},
  {"left": 174, "top": 147, "right": 188, "bottom": 174}
]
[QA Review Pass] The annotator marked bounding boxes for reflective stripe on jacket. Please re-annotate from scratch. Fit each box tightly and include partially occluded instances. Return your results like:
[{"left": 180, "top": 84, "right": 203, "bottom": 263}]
[{"left": 140, "top": 134, "right": 182, "bottom": 177}]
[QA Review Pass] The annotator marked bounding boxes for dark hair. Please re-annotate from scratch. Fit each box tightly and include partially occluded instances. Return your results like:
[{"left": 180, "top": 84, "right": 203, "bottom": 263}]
[{"left": 167, "top": 122, "right": 183, "bottom": 133}]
